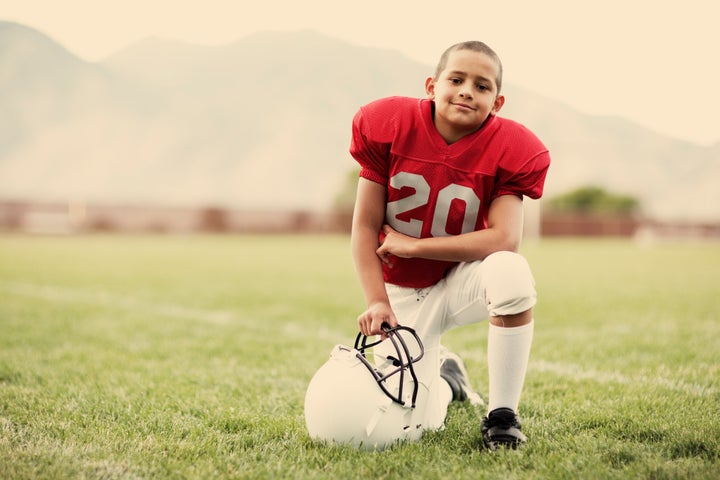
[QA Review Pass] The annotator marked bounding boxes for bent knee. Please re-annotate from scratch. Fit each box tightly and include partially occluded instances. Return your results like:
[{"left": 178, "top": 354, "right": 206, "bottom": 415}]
[{"left": 482, "top": 251, "right": 536, "bottom": 317}]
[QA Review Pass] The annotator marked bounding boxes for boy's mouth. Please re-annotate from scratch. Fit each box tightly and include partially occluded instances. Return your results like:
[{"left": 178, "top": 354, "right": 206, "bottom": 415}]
[{"left": 451, "top": 101, "right": 475, "bottom": 111}]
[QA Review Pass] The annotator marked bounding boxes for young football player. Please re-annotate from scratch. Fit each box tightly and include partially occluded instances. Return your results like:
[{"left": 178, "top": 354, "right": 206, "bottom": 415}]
[{"left": 350, "top": 40, "right": 550, "bottom": 449}]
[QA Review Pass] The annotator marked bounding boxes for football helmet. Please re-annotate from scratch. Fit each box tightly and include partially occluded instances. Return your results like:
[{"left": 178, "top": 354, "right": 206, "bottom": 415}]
[{"left": 304, "top": 324, "right": 428, "bottom": 450}]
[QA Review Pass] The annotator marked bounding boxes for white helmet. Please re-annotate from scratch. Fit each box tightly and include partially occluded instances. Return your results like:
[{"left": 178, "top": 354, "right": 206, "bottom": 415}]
[{"left": 304, "top": 325, "right": 428, "bottom": 450}]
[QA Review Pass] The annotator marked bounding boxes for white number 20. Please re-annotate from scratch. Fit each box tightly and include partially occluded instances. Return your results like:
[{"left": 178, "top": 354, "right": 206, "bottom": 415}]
[{"left": 386, "top": 172, "right": 480, "bottom": 237}]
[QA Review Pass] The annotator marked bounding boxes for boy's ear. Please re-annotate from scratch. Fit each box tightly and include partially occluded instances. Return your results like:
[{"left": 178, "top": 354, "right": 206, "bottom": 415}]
[
  {"left": 425, "top": 77, "right": 435, "bottom": 99},
  {"left": 491, "top": 95, "right": 505, "bottom": 115}
]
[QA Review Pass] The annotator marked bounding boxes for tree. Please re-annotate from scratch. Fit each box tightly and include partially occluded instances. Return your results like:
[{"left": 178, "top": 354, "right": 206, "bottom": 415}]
[{"left": 547, "top": 186, "right": 640, "bottom": 215}]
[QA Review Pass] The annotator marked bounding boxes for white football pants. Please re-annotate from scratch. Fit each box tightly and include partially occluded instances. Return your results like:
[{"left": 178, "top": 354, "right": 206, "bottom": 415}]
[{"left": 380, "top": 251, "right": 537, "bottom": 431}]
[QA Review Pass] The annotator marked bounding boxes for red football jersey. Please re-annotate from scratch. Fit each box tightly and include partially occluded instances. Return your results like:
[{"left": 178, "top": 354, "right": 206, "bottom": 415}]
[{"left": 350, "top": 96, "right": 550, "bottom": 288}]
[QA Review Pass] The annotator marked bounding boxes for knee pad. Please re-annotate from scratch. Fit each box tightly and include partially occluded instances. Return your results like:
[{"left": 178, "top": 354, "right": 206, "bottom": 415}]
[{"left": 481, "top": 251, "right": 536, "bottom": 317}]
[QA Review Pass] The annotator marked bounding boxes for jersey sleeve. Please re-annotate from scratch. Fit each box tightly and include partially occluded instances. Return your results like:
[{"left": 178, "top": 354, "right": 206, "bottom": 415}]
[
  {"left": 494, "top": 125, "right": 551, "bottom": 200},
  {"left": 349, "top": 100, "right": 394, "bottom": 185}
]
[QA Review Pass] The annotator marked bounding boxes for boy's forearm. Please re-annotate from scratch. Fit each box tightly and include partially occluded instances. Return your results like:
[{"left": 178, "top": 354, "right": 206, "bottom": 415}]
[
  {"left": 351, "top": 226, "right": 389, "bottom": 307},
  {"left": 409, "top": 194, "right": 524, "bottom": 262},
  {"left": 351, "top": 178, "right": 391, "bottom": 308},
  {"left": 410, "top": 227, "right": 518, "bottom": 262}
]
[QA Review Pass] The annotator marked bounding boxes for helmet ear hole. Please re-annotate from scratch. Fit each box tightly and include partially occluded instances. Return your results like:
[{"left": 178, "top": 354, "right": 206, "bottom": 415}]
[{"left": 304, "top": 325, "right": 427, "bottom": 450}]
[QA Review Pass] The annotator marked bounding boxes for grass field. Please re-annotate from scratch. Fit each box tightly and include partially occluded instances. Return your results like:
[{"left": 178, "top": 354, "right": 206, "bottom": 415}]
[{"left": 0, "top": 234, "right": 718, "bottom": 479}]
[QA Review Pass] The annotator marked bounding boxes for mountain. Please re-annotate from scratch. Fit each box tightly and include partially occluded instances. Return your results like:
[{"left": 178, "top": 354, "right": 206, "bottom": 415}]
[
  {"left": 0, "top": 21, "right": 718, "bottom": 221},
  {"left": 499, "top": 86, "right": 720, "bottom": 221}
]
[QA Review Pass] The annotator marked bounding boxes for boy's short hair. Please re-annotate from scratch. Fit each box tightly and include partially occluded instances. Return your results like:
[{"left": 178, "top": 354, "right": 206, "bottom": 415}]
[{"left": 433, "top": 41, "right": 504, "bottom": 94}]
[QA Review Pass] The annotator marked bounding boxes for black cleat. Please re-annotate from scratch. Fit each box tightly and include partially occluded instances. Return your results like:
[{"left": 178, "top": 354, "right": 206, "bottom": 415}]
[
  {"left": 439, "top": 348, "right": 483, "bottom": 406},
  {"left": 481, "top": 407, "right": 527, "bottom": 450}
]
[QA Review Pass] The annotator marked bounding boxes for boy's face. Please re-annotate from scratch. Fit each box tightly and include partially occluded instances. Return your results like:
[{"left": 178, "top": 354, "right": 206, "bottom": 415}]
[{"left": 425, "top": 49, "right": 505, "bottom": 144}]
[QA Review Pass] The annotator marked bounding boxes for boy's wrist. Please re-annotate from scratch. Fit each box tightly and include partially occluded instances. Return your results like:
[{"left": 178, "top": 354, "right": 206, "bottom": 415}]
[
  {"left": 366, "top": 298, "right": 390, "bottom": 309},
  {"left": 407, "top": 236, "right": 421, "bottom": 258}
]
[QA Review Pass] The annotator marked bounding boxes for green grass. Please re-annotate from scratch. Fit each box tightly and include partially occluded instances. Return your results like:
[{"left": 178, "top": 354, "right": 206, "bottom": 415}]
[{"left": 0, "top": 234, "right": 718, "bottom": 479}]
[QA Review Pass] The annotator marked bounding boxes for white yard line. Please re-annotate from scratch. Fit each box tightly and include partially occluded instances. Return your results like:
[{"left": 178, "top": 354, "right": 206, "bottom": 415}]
[
  {"left": 531, "top": 359, "right": 717, "bottom": 397},
  {"left": 1, "top": 280, "right": 235, "bottom": 325},
  {"left": 1, "top": 280, "right": 349, "bottom": 344},
  {"left": 4, "top": 280, "right": 715, "bottom": 397}
]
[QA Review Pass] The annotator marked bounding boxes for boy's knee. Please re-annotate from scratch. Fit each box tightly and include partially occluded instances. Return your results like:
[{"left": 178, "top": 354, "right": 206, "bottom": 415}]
[{"left": 482, "top": 251, "right": 536, "bottom": 317}]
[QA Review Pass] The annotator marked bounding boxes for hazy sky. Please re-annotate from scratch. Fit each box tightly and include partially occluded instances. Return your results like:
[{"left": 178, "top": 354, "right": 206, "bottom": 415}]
[{"left": 3, "top": 0, "right": 719, "bottom": 146}]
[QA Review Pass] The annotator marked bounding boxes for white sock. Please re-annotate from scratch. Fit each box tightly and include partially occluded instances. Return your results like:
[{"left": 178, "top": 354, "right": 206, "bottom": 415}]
[{"left": 487, "top": 321, "right": 534, "bottom": 413}]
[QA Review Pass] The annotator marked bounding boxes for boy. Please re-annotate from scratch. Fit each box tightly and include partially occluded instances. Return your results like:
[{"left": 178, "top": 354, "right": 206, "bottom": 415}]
[{"left": 349, "top": 40, "right": 550, "bottom": 449}]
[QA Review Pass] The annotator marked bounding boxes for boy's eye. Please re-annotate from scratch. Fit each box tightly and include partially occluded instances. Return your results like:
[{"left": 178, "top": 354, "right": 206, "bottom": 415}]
[
  {"left": 450, "top": 78, "right": 463, "bottom": 85},
  {"left": 475, "top": 83, "right": 489, "bottom": 91}
]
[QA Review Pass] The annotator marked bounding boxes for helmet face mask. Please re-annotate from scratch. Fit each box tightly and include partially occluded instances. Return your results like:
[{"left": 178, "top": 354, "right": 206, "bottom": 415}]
[
  {"left": 304, "top": 325, "right": 428, "bottom": 450},
  {"left": 352, "top": 325, "right": 424, "bottom": 408}
]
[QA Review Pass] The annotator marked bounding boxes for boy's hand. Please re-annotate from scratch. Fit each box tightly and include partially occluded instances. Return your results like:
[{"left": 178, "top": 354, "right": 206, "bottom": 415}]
[
  {"left": 357, "top": 301, "right": 398, "bottom": 338},
  {"left": 377, "top": 224, "right": 416, "bottom": 265}
]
